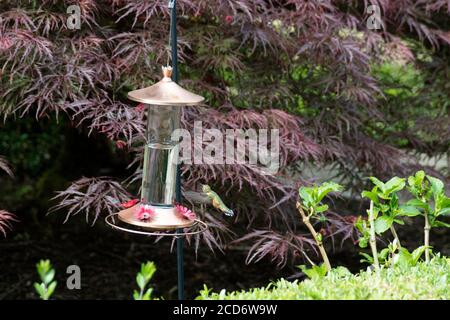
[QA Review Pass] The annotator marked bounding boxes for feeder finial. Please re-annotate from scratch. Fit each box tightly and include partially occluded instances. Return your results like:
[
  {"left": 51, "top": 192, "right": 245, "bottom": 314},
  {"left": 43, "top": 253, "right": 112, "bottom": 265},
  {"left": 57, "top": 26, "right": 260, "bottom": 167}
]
[{"left": 162, "top": 65, "right": 173, "bottom": 79}]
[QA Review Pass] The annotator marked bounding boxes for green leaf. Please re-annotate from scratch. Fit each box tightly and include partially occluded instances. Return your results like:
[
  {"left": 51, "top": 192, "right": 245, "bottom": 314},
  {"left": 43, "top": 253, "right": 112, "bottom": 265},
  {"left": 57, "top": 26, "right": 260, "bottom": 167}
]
[
  {"left": 408, "top": 171, "right": 430, "bottom": 198},
  {"left": 299, "top": 264, "right": 328, "bottom": 280},
  {"left": 441, "top": 197, "right": 450, "bottom": 208},
  {"left": 407, "top": 176, "right": 414, "bottom": 188},
  {"left": 372, "top": 207, "right": 380, "bottom": 220},
  {"left": 43, "top": 269, "right": 55, "bottom": 285},
  {"left": 198, "top": 284, "right": 212, "bottom": 299},
  {"left": 437, "top": 207, "right": 450, "bottom": 216},
  {"left": 358, "top": 237, "right": 368, "bottom": 248},
  {"left": 317, "top": 182, "right": 343, "bottom": 202},
  {"left": 384, "top": 177, "right": 405, "bottom": 195},
  {"left": 406, "top": 199, "right": 427, "bottom": 209},
  {"left": 398, "top": 205, "right": 421, "bottom": 217},
  {"left": 46, "top": 281, "right": 57, "bottom": 299},
  {"left": 427, "top": 176, "right": 444, "bottom": 197},
  {"left": 299, "top": 187, "right": 313, "bottom": 207},
  {"left": 432, "top": 220, "right": 450, "bottom": 228},
  {"left": 142, "top": 288, "right": 153, "bottom": 300},
  {"left": 391, "top": 238, "right": 400, "bottom": 252},
  {"left": 136, "top": 273, "right": 146, "bottom": 290},
  {"left": 359, "top": 252, "right": 373, "bottom": 264},
  {"left": 361, "top": 190, "right": 379, "bottom": 204},
  {"left": 331, "top": 266, "right": 352, "bottom": 278},
  {"left": 39, "top": 260, "right": 50, "bottom": 271},
  {"left": 379, "top": 248, "right": 390, "bottom": 261},
  {"left": 34, "top": 282, "right": 45, "bottom": 298},
  {"left": 379, "top": 203, "right": 390, "bottom": 213},
  {"left": 369, "top": 177, "right": 385, "bottom": 193},
  {"left": 411, "top": 246, "right": 428, "bottom": 264},
  {"left": 389, "top": 194, "right": 399, "bottom": 213},
  {"left": 315, "top": 204, "right": 328, "bottom": 213},
  {"left": 354, "top": 216, "right": 365, "bottom": 233},
  {"left": 393, "top": 248, "right": 412, "bottom": 268},
  {"left": 140, "top": 262, "right": 156, "bottom": 282},
  {"left": 391, "top": 246, "right": 427, "bottom": 267},
  {"left": 134, "top": 262, "right": 156, "bottom": 300},
  {"left": 315, "top": 233, "right": 323, "bottom": 242},
  {"left": 374, "top": 216, "right": 393, "bottom": 234},
  {"left": 414, "top": 170, "right": 425, "bottom": 183},
  {"left": 36, "top": 260, "right": 53, "bottom": 283},
  {"left": 407, "top": 171, "right": 425, "bottom": 194}
]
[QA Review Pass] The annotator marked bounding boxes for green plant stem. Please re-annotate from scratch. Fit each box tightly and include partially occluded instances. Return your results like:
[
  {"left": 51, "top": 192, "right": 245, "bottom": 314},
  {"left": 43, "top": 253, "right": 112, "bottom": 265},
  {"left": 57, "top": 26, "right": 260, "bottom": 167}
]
[
  {"left": 43, "top": 286, "right": 49, "bottom": 300},
  {"left": 296, "top": 202, "right": 331, "bottom": 272},
  {"left": 421, "top": 196, "right": 431, "bottom": 263},
  {"left": 368, "top": 201, "right": 380, "bottom": 272},
  {"left": 424, "top": 213, "right": 431, "bottom": 263},
  {"left": 390, "top": 225, "right": 401, "bottom": 248}
]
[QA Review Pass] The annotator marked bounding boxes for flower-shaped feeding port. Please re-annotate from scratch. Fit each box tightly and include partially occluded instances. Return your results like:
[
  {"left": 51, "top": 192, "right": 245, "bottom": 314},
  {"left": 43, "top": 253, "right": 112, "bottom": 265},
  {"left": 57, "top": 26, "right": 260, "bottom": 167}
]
[
  {"left": 114, "top": 66, "right": 205, "bottom": 230},
  {"left": 175, "top": 205, "right": 197, "bottom": 221},
  {"left": 135, "top": 204, "right": 156, "bottom": 221}
]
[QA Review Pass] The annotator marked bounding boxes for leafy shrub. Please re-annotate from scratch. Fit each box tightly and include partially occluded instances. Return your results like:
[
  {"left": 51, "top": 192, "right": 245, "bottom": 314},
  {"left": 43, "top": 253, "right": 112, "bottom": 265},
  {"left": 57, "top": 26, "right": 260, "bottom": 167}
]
[
  {"left": 198, "top": 257, "right": 450, "bottom": 300},
  {"left": 355, "top": 171, "right": 449, "bottom": 272},
  {"left": 34, "top": 260, "right": 57, "bottom": 300},
  {"left": 406, "top": 171, "right": 450, "bottom": 262},
  {"left": 361, "top": 176, "right": 412, "bottom": 247},
  {"left": 30, "top": 259, "right": 157, "bottom": 300},
  {"left": 296, "top": 182, "right": 343, "bottom": 271},
  {"left": 133, "top": 262, "right": 157, "bottom": 300}
]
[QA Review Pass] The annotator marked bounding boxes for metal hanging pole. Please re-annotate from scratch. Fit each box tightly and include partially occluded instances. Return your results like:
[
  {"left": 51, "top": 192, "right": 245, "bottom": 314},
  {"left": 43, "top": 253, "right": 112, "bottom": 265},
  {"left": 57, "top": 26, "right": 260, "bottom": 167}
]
[
  {"left": 169, "top": 0, "right": 185, "bottom": 301},
  {"left": 169, "top": 0, "right": 178, "bottom": 83}
]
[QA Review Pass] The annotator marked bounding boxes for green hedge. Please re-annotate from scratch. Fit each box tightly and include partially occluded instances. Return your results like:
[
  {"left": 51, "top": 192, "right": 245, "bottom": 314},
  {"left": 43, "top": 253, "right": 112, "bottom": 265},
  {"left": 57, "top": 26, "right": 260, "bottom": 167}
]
[{"left": 198, "top": 257, "right": 450, "bottom": 300}]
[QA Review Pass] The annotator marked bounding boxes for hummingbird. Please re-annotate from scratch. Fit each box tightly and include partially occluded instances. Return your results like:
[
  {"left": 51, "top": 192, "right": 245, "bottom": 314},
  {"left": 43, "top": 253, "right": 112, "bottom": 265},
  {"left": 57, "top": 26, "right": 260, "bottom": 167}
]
[{"left": 202, "top": 185, "right": 234, "bottom": 217}]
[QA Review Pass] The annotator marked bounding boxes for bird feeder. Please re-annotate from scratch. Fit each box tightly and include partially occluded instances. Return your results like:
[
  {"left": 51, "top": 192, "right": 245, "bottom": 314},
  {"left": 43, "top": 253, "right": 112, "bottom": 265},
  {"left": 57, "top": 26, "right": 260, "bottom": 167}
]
[{"left": 116, "top": 66, "right": 204, "bottom": 230}]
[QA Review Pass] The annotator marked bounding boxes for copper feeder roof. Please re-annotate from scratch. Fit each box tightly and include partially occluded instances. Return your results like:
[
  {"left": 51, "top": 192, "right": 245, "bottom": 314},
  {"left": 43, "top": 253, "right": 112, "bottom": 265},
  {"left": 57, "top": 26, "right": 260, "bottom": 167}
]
[{"left": 127, "top": 66, "right": 205, "bottom": 106}]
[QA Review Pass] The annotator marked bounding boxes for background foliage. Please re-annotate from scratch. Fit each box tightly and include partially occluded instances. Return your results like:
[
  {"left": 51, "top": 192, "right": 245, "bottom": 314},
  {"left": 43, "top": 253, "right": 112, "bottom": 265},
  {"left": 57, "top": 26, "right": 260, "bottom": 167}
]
[
  {"left": 199, "top": 256, "right": 450, "bottom": 300},
  {"left": 0, "top": 0, "right": 449, "bottom": 266}
]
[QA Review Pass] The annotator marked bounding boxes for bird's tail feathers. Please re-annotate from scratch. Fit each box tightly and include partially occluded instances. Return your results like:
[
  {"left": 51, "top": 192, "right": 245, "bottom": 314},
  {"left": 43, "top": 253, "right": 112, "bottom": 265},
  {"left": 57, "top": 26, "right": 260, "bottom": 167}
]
[{"left": 224, "top": 209, "right": 234, "bottom": 217}]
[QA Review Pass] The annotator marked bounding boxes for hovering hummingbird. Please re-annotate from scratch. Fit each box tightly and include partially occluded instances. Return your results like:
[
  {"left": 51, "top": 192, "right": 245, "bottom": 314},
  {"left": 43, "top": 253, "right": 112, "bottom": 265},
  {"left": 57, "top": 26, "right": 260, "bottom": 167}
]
[{"left": 202, "top": 185, "right": 234, "bottom": 217}]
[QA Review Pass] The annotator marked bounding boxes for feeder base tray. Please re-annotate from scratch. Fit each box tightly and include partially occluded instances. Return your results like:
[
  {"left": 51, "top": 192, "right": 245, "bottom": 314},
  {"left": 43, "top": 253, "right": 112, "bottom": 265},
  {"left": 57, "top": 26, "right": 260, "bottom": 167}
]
[
  {"left": 105, "top": 213, "right": 207, "bottom": 237},
  {"left": 117, "top": 205, "right": 195, "bottom": 230}
]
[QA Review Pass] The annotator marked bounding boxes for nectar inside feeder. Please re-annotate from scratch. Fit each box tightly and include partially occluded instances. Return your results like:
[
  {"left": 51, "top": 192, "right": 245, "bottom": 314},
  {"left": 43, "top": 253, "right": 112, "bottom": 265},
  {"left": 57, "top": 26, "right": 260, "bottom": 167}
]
[{"left": 117, "top": 66, "right": 204, "bottom": 230}]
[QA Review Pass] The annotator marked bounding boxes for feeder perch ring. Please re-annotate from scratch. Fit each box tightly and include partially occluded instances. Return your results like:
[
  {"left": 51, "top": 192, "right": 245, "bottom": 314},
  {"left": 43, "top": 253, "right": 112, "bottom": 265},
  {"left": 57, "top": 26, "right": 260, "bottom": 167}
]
[{"left": 105, "top": 213, "right": 208, "bottom": 237}]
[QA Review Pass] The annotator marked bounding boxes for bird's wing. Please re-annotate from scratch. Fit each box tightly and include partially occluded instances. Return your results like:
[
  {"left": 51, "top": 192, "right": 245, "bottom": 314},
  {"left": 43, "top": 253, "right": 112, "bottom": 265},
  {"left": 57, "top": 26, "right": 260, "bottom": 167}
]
[{"left": 183, "top": 190, "right": 210, "bottom": 204}]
